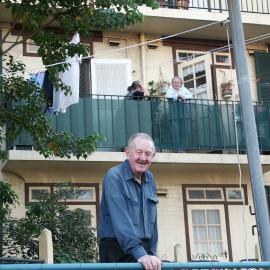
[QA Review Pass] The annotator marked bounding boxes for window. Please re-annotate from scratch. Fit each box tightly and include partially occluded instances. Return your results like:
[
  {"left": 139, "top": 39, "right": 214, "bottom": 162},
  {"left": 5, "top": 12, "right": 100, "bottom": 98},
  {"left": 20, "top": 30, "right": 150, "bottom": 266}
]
[
  {"left": 187, "top": 205, "right": 229, "bottom": 261},
  {"left": 25, "top": 183, "right": 99, "bottom": 228},
  {"left": 178, "top": 54, "right": 212, "bottom": 100},
  {"left": 53, "top": 186, "right": 96, "bottom": 202},
  {"left": 177, "top": 50, "right": 204, "bottom": 63},
  {"left": 29, "top": 186, "right": 50, "bottom": 201},
  {"left": 23, "top": 37, "right": 40, "bottom": 56},
  {"left": 226, "top": 188, "right": 243, "bottom": 201},
  {"left": 192, "top": 209, "right": 223, "bottom": 255},
  {"left": 213, "top": 52, "right": 231, "bottom": 66},
  {"left": 91, "top": 59, "right": 132, "bottom": 96},
  {"left": 187, "top": 188, "right": 223, "bottom": 201}
]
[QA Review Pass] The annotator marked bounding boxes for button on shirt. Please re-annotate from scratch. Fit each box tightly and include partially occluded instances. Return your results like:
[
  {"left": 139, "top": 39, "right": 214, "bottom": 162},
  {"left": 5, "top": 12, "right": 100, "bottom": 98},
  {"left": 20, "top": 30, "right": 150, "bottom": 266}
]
[{"left": 98, "top": 160, "right": 158, "bottom": 260}]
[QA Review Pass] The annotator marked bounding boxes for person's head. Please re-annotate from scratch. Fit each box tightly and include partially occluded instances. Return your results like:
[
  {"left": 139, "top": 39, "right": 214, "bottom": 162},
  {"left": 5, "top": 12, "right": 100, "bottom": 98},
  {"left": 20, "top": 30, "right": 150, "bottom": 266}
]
[
  {"left": 131, "top": 81, "right": 143, "bottom": 92},
  {"left": 125, "top": 133, "right": 155, "bottom": 179},
  {"left": 171, "top": 76, "right": 182, "bottom": 91}
]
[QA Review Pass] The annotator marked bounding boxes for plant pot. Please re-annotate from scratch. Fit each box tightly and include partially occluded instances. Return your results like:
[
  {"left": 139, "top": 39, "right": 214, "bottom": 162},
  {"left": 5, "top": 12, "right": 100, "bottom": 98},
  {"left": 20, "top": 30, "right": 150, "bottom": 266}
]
[
  {"left": 177, "top": 0, "right": 189, "bottom": 9},
  {"left": 221, "top": 82, "right": 233, "bottom": 99}
]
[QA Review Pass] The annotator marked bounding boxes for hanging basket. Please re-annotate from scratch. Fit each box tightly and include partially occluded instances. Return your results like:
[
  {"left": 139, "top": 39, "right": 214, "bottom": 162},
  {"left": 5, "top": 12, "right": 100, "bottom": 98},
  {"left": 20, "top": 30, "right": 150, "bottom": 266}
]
[{"left": 221, "top": 82, "right": 233, "bottom": 99}]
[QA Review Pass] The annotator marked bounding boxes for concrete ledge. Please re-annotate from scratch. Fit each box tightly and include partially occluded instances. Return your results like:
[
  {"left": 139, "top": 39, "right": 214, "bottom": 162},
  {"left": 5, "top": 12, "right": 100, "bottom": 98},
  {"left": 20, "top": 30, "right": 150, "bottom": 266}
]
[{"left": 5, "top": 149, "right": 270, "bottom": 165}]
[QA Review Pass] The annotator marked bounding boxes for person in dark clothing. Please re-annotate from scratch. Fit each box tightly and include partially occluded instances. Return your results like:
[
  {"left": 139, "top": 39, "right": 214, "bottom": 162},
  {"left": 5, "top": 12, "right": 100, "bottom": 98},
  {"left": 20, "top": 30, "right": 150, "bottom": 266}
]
[
  {"left": 98, "top": 133, "right": 162, "bottom": 270},
  {"left": 126, "top": 81, "right": 150, "bottom": 100}
]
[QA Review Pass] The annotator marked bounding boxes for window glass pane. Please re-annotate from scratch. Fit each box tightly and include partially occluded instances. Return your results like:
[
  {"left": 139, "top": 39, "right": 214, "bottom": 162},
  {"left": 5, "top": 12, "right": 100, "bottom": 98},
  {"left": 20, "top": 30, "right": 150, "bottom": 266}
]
[
  {"left": 205, "top": 190, "right": 222, "bottom": 199},
  {"left": 189, "top": 190, "right": 205, "bottom": 199},
  {"left": 196, "top": 76, "right": 207, "bottom": 88},
  {"left": 208, "top": 226, "right": 222, "bottom": 240},
  {"left": 31, "top": 189, "right": 49, "bottom": 200},
  {"left": 195, "top": 62, "right": 205, "bottom": 77},
  {"left": 73, "top": 189, "right": 94, "bottom": 200},
  {"left": 183, "top": 66, "right": 194, "bottom": 81},
  {"left": 54, "top": 186, "right": 95, "bottom": 201},
  {"left": 215, "top": 54, "right": 229, "bottom": 64},
  {"left": 192, "top": 209, "right": 206, "bottom": 224},
  {"left": 209, "top": 242, "right": 223, "bottom": 256},
  {"left": 195, "top": 242, "right": 208, "bottom": 254},
  {"left": 184, "top": 80, "right": 194, "bottom": 90},
  {"left": 207, "top": 209, "right": 220, "bottom": 224},
  {"left": 227, "top": 189, "right": 243, "bottom": 200},
  {"left": 194, "top": 226, "right": 207, "bottom": 240},
  {"left": 178, "top": 52, "right": 193, "bottom": 61}
]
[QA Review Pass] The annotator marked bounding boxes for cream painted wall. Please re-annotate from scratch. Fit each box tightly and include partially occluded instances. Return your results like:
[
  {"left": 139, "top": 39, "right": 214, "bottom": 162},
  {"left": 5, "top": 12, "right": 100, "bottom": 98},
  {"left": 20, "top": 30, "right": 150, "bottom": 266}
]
[
  {"left": 3, "top": 173, "right": 26, "bottom": 218},
  {"left": 1, "top": 28, "right": 44, "bottom": 74},
  {"left": 93, "top": 32, "right": 174, "bottom": 88},
  {"left": 145, "top": 36, "right": 174, "bottom": 84},
  {"left": 157, "top": 185, "right": 186, "bottom": 261},
  {"left": 228, "top": 204, "right": 258, "bottom": 261}
]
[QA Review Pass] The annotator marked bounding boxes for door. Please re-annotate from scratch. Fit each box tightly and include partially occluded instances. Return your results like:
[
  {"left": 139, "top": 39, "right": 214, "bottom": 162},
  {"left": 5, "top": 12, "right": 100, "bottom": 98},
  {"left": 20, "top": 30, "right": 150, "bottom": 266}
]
[
  {"left": 178, "top": 54, "right": 213, "bottom": 100},
  {"left": 187, "top": 204, "right": 229, "bottom": 261}
]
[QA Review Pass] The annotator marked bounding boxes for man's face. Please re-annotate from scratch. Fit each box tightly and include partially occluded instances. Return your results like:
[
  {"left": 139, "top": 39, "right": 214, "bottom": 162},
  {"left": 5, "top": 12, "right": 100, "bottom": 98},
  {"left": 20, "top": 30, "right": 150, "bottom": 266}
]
[
  {"left": 172, "top": 78, "right": 181, "bottom": 91},
  {"left": 125, "top": 137, "right": 155, "bottom": 177}
]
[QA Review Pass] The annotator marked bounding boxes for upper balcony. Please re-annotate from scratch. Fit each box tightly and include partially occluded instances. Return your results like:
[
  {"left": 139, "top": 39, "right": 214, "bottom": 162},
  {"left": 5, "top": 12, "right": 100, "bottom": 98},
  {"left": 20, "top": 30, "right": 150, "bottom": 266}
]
[
  {"left": 128, "top": 0, "right": 270, "bottom": 42},
  {"left": 8, "top": 95, "right": 270, "bottom": 155}
]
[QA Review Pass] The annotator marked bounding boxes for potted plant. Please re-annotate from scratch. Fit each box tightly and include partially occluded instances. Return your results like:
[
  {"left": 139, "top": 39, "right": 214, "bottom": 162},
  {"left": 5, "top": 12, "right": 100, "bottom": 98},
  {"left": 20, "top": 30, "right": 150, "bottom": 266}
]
[
  {"left": 221, "top": 81, "right": 233, "bottom": 99},
  {"left": 148, "top": 80, "right": 170, "bottom": 97}
]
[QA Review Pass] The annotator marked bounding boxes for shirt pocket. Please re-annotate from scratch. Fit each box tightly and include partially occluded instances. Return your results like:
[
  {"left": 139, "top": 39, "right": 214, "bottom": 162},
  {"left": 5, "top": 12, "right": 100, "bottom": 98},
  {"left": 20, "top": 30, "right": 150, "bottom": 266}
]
[
  {"left": 146, "top": 195, "right": 158, "bottom": 223},
  {"left": 126, "top": 196, "right": 140, "bottom": 225}
]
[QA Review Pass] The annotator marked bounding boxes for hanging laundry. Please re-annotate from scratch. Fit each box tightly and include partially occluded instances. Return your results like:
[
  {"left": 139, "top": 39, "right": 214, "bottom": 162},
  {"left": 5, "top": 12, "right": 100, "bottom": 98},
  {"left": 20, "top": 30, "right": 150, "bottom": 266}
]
[
  {"left": 29, "top": 71, "right": 45, "bottom": 88},
  {"left": 53, "top": 33, "right": 81, "bottom": 113},
  {"left": 29, "top": 70, "right": 54, "bottom": 112}
]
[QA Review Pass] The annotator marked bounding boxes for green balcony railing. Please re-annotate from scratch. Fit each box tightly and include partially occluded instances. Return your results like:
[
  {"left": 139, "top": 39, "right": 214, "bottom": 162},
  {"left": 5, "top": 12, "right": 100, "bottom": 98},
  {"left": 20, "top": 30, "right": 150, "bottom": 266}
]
[
  {"left": 1, "top": 261, "right": 270, "bottom": 270},
  {"left": 9, "top": 96, "right": 270, "bottom": 154}
]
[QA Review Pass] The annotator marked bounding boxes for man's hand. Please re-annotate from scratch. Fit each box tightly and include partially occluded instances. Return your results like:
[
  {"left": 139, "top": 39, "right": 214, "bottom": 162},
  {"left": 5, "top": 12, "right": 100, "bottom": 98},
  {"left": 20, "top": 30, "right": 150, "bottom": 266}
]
[{"left": 138, "top": 255, "right": 162, "bottom": 270}]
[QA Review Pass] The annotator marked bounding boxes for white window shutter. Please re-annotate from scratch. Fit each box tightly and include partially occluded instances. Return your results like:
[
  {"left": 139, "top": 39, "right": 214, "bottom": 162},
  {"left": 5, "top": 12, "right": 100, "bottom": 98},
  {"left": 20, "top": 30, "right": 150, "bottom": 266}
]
[{"left": 91, "top": 59, "right": 132, "bottom": 96}]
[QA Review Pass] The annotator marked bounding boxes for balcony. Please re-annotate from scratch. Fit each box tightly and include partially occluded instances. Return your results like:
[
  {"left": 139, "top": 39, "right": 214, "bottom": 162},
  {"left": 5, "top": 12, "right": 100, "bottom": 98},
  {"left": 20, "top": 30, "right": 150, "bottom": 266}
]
[
  {"left": 9, "top": 96, "right": 270, "bottom": 155},
  {"left": 159, "top": 0, "right": 270, "bottom": 14}
]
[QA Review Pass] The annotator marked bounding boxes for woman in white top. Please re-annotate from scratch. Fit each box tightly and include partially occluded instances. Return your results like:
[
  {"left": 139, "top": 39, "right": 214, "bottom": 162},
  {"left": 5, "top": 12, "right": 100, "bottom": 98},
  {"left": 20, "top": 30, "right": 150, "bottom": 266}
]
[{"left": 166, "top": 76, "right": 192, "bottom": 100}]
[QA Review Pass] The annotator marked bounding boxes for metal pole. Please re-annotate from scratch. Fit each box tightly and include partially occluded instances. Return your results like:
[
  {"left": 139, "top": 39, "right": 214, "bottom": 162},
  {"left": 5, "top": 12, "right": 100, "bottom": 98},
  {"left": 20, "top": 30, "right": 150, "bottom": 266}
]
[
  {"left": 227, "top": 0, "right": 270, "bottom": 261},
  {"left": 2, "top": 262, "right": 270, "bottom": 270}
]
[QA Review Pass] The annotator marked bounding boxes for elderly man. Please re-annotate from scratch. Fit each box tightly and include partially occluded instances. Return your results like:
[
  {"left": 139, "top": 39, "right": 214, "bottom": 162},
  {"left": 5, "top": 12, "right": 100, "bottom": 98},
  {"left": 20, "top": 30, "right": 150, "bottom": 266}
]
[{"left": 98, "top": 133, "right": 162, "bottom": 270}]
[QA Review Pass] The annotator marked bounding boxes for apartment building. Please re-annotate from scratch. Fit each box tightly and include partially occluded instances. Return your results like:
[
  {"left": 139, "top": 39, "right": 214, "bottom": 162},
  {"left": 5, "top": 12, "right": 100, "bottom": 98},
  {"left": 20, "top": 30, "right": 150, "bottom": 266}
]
[{"left": 1, "top": 0, "right": 270, "bottom": 262}]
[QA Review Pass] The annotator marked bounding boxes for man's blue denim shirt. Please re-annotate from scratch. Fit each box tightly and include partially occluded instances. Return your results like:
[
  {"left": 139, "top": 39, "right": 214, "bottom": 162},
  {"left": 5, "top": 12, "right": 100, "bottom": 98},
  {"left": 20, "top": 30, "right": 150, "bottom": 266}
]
[{"left": 98, "top": 159, "right": 158, "bottom": 260}]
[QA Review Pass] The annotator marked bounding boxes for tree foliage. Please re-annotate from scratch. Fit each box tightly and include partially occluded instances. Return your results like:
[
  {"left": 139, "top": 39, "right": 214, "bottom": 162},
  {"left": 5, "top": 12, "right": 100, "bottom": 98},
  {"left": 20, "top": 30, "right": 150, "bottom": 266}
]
[
  {"left": 3, "top": 184, "right": 98, "bottom": 262},
  {"left": 0, "top": 182, "right": 19, "bottom": 222},
  {"left": 0, "top": 0, "right": 159, "bottom": 160}
]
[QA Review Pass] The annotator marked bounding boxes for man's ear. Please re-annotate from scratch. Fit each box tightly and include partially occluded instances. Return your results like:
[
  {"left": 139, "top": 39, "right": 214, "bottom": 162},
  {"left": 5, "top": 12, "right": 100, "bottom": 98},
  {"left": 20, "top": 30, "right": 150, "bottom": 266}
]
[{"left": 124, "top": 147, "right": 129, "bottom": 157}]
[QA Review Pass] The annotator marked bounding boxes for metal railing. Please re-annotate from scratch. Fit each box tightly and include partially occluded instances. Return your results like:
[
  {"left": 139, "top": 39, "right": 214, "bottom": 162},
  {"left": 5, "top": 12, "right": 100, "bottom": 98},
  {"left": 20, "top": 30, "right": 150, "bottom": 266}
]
[
  {"left": 159, "top": 0, "right": 270, "bottom": 14},
  {"left": 9, "top": 96, "right": 270, "bottom": 154},
  {"left": 0, "top": 257, "right": 44, "bottom": 264},
  {"left": 1, "top": 261, "right": 270, "bottom": 270}
]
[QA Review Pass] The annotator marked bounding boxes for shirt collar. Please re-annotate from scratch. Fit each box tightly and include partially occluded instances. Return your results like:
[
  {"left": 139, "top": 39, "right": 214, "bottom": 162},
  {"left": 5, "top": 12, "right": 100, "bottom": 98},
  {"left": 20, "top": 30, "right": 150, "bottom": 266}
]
[{"left": 122, "top": 159, "right": 150, "bottom": 183}]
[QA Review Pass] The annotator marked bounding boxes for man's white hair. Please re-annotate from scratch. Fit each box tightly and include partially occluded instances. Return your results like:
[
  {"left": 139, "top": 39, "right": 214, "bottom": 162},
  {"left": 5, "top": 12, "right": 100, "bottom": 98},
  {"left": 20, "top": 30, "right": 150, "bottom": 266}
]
[{"left": 127, "top": 133, "right": 155, "bottom": 153}]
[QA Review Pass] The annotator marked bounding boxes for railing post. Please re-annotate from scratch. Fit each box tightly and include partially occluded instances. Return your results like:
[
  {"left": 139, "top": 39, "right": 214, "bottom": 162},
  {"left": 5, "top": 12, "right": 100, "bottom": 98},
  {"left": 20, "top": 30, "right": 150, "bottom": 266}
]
[
  {"left": 39, "top": 228, "right": 54, "bottom": 264},
  {"left": 207, "top": 0, "right": 211, "bottom": 11}
]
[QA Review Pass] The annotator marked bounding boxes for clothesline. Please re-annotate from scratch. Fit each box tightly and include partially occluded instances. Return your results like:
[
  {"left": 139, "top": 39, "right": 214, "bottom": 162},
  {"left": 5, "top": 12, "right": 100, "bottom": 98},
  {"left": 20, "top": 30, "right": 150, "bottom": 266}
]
[{"left": 0, "top": 20, "right": 226, "bottom": 78}]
